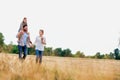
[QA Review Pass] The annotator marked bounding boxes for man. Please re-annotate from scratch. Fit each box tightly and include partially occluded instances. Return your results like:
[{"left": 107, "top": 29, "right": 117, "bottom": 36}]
[{"left": 17, "top": 24, "right": 30, "bottom": 59}]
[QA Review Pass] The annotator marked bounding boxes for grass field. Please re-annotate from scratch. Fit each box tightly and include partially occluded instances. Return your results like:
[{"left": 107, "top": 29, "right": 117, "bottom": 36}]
[{"left": 0, "top": 53, "right": 120, "bottom": 80}]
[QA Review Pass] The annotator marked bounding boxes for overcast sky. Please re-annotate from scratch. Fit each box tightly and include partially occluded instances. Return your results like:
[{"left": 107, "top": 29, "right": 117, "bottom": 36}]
[{"left": 0, "top": 0, "right": 120, "bottom": 55}]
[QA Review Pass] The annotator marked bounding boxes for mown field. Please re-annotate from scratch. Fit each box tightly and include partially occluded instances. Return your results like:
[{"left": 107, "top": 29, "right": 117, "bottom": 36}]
[{"left": 0, "top": 53, "right": 120, "bottom": 80}]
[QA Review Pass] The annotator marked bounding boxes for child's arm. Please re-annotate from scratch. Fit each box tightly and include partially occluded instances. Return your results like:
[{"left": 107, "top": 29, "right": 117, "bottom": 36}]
[
  {"left": 18, "top": 23, "right": 23, "bottom": 32},
  {"left": 16, "top": 30, "right": 24, "bottom": 39}
]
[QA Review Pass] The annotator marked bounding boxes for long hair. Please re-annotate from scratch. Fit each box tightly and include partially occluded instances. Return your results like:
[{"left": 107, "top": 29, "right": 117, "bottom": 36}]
[{"left": 22, "top": 17, "right": 27, "bottom": 24}]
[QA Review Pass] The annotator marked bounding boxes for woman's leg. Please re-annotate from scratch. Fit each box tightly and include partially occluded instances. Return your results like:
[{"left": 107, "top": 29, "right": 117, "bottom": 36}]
[
  {"left": 35, "top": 50, "right": 39, "bottom": 63},
  {"left": 39, "top": 51, "right": 43, "bottom": 64}
]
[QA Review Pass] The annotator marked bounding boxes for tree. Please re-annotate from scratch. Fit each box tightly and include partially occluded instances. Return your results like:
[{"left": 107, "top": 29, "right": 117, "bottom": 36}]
[
  {"left": 109, "top": 52, "right": 114, "bottom": 59},
  {"left": 0, "top": 32, "right": 4, "bottom": 52},
  {"left": 7, "top": 41, "right": 13, "bottom": 53},
  {"left": 44, "top": 47, "right": 53, "bottom": 56},
  {"left": 10, "top": 45, "right": 18, "bottom": 54},
  {"left": 94, "top": 52, "right": 104, "bottom": 59},
  {"left": 114, "top": 48, "right": 120, "bottom": 60},
  {"left": 53, "top": 48, "right": 62, "bottom": 56},
  {"left": 61, "top": 48, "right": 72, "bottom": 57},
  {"left": 95, "top": 52, "right": 100, "bottom": 59},
  {"left": 104, "top": 54, "right": 109, "bottom": 59},
  {"left": 75, "top": 51, "right": 85, "bottom": 58}
]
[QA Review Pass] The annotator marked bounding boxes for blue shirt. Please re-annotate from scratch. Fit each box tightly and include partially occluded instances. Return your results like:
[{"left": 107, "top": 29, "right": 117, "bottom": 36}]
[{"left": 19, "top": 32, "right": 28, "bottom": 46}]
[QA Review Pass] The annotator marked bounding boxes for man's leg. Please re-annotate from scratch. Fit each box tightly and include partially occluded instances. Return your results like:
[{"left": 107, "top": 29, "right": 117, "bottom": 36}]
[
  {"left": 18, "top": 45, "right": 22, "bottom": 59},
  {"left": 23, "top": 45, "right": 27, "bottom": 59}
]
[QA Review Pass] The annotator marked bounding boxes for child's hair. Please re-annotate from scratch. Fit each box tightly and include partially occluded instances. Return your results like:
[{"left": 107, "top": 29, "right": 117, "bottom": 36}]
[
  {"left": 40, "top": 29, "right": 44, "bottom": 34},
  {"left": 23, "top": 24, "right": 27, "bottom": 29},
  {"left": 22, "top": 17, "right": 27, "bottom": 23},
  {"left": 24, "top": 17, "right": 27, "bottom": 19}
]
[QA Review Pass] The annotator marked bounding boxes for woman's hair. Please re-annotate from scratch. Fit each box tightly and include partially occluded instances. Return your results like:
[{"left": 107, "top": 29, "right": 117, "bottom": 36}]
[{"left": 40, "top": 29, "right": 44, "bottom": 34}]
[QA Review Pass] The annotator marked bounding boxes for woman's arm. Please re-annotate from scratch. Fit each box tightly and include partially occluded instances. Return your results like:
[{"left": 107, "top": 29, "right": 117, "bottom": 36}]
[
  {"left": 41, "top": 37, "right": 46, "bottom": 45},
  {"left": 27, "top": 32, "right": 33, "bottom": 47}
]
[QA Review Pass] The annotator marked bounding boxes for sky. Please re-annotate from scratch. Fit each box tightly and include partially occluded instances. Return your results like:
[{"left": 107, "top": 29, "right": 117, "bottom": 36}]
[{"left": 0, "top": 0, "right": 120, "bottom": 55}]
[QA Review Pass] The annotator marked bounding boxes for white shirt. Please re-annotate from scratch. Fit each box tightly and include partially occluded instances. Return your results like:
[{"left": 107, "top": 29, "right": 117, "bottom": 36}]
[{"left": 34, "top": 36, "right": 46, "bottom": 51}]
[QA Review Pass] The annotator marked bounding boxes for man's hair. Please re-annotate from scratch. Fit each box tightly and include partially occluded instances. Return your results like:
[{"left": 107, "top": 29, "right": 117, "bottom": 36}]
[
  {"left": 23, "top": 24, "right": 27, "bottom": 29},
  {"left": 40, "top": 29, "right": 44, "bottom": 34}
]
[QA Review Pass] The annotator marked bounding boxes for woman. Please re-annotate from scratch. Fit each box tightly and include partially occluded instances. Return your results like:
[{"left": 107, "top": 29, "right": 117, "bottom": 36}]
[{"left": 34, "top": 29, "right": 46, "bottom": 64}]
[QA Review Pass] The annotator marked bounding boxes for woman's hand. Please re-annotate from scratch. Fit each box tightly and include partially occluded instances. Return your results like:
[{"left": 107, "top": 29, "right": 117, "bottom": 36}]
[{"left": 41, "top": 37, "right": 46, "bottom": 45}]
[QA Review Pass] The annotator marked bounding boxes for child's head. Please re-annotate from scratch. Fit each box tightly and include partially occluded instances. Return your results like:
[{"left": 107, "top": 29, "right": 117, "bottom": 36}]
[
  {"left": 23, "top": 17, "right": 27, "bottom": 23},
  {"left": 39, "top": 29, "right": 44, "bottom": 36}
]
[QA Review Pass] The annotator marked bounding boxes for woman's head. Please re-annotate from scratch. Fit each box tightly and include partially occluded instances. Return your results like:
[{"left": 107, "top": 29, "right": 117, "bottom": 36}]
[{"left": 39, "top": 29, "right": 44, "bottom": 36}]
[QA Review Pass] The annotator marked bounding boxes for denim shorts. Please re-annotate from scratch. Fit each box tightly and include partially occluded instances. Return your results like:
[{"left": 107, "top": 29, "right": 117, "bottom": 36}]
[{"left": 35, "top": 50, "right": 43, "bottom": 58}]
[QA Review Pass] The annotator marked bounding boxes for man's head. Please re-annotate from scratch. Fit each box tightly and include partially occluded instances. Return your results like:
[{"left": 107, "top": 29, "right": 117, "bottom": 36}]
[
  {"left": 39, "top": 29, "right": 44, "bottom": 35},
  {"left": 23, "top": 24, "right": 28, "bottom": 32}
]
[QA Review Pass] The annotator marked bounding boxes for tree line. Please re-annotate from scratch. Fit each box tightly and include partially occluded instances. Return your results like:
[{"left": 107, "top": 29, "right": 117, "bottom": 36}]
[{"left": 0, "top": 32, "right": 120, "bottom": 60}]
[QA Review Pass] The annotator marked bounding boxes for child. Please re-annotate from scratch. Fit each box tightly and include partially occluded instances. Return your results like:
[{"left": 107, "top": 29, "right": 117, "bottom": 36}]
[
  {"left": 34, "top": 29, "right": 46, "bottom": 64},
  {"left": 18, "top": 17, "right": 27, "bottom": 32}
]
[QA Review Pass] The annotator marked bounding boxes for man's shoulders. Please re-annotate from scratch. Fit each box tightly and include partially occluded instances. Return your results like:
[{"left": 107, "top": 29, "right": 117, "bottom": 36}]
[
  {"left": 36, "top": 36, "right": 46, "bottom": 39},
  {"left": 42, "top": 36, "right": 45, "bottom": 38}
]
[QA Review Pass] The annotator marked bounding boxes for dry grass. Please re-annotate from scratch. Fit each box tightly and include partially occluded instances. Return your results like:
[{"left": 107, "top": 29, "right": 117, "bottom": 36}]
[{"left": 0, "top": 53, "right": 120, "bottom": 80}]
